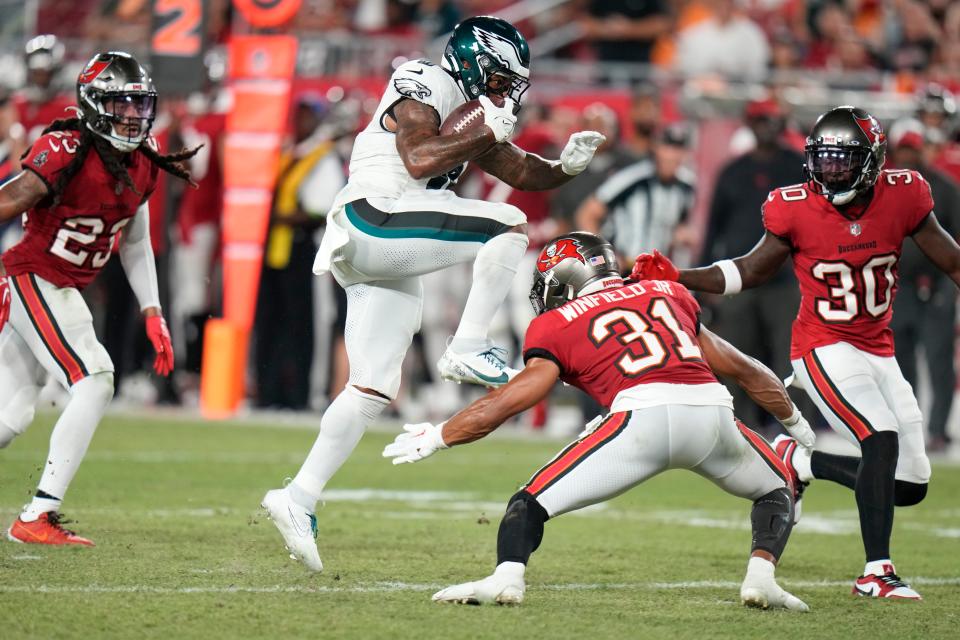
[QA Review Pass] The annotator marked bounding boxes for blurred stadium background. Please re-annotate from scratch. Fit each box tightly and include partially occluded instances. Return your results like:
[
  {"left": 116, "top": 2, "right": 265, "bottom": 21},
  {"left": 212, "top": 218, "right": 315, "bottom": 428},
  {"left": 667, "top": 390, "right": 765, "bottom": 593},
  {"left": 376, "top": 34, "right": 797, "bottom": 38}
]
[{"left": 1, "top": 0, "right": 959, "bottom": 454}]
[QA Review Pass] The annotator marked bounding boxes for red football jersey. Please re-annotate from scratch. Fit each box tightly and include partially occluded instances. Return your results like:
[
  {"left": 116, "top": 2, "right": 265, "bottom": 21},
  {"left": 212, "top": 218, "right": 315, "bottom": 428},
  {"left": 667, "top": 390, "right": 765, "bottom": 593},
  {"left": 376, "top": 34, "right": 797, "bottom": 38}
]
[
  {"left": 14, "top": 93, "right": 75, "bottom": 143},
  {"left": 523, "top": 280, "right": 717, "bottom": 408},
  {"left": 146, "top": 124, "right": 170, "bottom": 255},
  {"left": 762, "top": 170, "right": 934, "bottom": 359},
  {"left": 2, "top": 130, "right": 159, "bottom": 290},
  {"left": 177, "top": 112, "right": 225, "bottom": 243}
]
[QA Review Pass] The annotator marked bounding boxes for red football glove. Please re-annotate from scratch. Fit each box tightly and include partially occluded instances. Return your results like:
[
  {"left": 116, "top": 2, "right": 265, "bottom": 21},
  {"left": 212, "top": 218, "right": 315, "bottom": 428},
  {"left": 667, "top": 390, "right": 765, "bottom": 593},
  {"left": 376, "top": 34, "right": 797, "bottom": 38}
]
[
  {"left": 0, "top": 275, "right": 10, "bottom": 334},
  {"left": 146, "top": 316, "right": 174, "bottom": 377},
  {"left": 630, "top": 250, "right": 680, "bottom": 282}
]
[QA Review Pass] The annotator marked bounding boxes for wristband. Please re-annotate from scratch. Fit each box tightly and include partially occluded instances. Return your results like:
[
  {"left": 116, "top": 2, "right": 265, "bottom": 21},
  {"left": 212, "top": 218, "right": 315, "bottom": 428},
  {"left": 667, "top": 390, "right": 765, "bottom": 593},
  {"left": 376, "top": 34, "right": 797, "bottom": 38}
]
[
  {"left": 714, "top": 259, "right": 743, "bottom": 295},
  {"left": 432, "top": 421, "right": 450, "bottom": 449},
  {"left": 779, "top": 405, "right": 801, "bottom": 427}
]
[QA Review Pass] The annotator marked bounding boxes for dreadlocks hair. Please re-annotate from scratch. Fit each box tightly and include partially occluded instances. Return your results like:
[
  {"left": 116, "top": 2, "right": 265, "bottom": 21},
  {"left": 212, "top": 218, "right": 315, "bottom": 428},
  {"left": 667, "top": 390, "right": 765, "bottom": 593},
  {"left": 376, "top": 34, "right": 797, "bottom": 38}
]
[{"left": 22, "top": 116, "right": 202, "bottom": 205}]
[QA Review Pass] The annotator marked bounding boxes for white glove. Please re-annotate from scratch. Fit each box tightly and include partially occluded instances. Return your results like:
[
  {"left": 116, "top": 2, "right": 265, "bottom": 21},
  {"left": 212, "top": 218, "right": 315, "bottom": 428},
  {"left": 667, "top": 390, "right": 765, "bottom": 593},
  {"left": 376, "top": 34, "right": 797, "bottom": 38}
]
[
  {"left": 478, "top": 96, "right": 517, "bottom": 143},
  {"left": 382, "top": 422, "right": 449, "bottom": 465},
  {"left": 560, "top": 130, "right": 606, "bottom": 175},
  {"left": 779, "top": 406, "right": 816, "bottom": 449}
]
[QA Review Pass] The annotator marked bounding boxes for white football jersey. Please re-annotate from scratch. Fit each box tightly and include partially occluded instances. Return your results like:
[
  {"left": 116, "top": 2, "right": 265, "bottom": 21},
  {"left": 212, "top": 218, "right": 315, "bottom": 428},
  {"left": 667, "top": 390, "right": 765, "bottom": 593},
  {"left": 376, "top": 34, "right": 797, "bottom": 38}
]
[{"left": 334, "top": 59, "right": 467, "bottom": 206}]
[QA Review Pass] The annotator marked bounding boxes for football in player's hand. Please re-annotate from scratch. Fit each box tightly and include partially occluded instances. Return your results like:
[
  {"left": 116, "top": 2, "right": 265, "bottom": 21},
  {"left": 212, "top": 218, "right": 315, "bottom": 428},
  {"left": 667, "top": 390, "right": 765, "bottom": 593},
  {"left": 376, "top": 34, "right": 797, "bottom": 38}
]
[
  {"left": 440, "top": 99, "right": 486, "bottom": 136},
  {"left": 439, "top": 95, "right": 506, "bottom": 137}
]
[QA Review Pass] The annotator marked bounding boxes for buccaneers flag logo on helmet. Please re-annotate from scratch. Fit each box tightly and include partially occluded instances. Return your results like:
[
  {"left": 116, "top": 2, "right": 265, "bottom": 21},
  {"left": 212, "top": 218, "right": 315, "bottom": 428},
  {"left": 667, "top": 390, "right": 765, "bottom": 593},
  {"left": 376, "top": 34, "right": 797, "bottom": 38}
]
[
  {"left": 78, "top": 59, "right": 110, "bottom": 85},
  {"left": 537, "top": 238, "right": 586, "bottom": 272},
  {"left": 853, "top": 113, "right": 885, "bottom": 146}
]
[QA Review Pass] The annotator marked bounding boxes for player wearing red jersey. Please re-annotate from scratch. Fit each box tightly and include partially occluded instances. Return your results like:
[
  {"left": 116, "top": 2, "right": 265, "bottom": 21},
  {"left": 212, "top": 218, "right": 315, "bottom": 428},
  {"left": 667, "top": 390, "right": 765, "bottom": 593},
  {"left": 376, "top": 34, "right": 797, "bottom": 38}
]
[
  {"left": 0, "top": 52, "right": 199, "bottom": 546},
  {"left": 383, "top": 232, "right": 815, "bottom": 611},
  {"left": 14, "top": 35, "right": 74, "bottom": 143},
  {"left": 173, "top": 104, "right": 225, "bottom": 369},
  {"left": 632, "top": 106, "right": 960, "bottom": 599}
]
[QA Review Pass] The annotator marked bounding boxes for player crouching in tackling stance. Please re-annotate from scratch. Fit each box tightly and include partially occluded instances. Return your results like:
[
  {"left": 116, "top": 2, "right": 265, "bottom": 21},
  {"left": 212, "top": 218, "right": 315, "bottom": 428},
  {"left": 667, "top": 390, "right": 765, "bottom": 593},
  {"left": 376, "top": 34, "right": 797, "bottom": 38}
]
[
  {"left": 383, "top": 232, "right": 815, "bottom": 611},
  {"left": 0, "top": 52, "right": 195, "bottom": 545}
]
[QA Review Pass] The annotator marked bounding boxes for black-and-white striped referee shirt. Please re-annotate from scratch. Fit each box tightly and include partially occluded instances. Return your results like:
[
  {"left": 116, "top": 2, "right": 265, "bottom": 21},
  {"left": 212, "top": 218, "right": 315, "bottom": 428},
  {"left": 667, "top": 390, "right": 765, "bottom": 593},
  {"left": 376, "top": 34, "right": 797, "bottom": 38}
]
[{"left": 596, "top": 159, "right": 696, "bottom": 260}]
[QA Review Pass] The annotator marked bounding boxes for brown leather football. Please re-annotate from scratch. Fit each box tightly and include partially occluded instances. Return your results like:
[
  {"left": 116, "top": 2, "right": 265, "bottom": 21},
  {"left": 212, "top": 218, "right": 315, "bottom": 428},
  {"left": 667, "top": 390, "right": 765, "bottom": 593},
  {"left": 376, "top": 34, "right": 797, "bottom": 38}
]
[{"left": 439, "top": 99, "right": 487, "bottom": 136}]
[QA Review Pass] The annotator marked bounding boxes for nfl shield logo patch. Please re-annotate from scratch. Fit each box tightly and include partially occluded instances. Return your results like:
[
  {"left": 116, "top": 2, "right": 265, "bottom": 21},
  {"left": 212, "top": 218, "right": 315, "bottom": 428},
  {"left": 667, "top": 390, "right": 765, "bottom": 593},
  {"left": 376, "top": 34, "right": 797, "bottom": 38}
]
[{"left": 849, "top": 223, "right": 862, "bottom": 236}]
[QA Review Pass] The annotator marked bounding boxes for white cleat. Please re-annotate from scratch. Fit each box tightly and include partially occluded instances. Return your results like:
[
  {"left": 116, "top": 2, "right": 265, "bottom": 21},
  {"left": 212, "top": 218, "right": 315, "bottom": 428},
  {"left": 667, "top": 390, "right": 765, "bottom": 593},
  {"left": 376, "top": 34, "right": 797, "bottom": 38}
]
[
  {"left": 740, "top": 575, "right": 809, "bottom": 612},
  {"left": 432, "top": 574, "right": 525, "bottom": 605},
  {"left": 437, "top": 342, "right": 518, "bottom": 389},
  {"left": 261, "top": 488, "right": 323, "bottom": 573}
]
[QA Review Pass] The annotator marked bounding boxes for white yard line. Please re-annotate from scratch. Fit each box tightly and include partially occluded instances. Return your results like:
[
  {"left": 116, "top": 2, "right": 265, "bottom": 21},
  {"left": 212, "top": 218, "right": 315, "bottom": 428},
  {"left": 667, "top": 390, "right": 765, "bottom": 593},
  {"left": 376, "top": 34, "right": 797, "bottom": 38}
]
[{"left": 0, "top": 577, "right": 958, "bottom": 595}]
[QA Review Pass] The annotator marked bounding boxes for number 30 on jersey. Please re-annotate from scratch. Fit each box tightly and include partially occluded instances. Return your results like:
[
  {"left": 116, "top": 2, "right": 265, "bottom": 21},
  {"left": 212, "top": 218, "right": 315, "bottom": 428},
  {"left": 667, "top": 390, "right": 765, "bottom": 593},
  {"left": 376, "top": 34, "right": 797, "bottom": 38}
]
[{"left": 812, "top": 253, "right": 897, "bottom": 322}]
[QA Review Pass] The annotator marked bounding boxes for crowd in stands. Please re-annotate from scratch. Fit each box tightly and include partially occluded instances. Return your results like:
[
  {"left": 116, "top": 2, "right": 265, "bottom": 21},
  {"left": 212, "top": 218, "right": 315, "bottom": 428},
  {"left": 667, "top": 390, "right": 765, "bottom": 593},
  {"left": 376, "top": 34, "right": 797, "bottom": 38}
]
[{"left": 25, "top": 1, "right": 960, "bottom": 89}]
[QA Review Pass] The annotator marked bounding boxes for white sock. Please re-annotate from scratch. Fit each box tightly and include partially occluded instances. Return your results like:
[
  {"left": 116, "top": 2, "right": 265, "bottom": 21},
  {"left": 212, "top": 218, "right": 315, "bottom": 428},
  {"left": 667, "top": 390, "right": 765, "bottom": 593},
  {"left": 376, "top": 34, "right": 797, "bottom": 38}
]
[
  {"left": 864, "top": 559, "right": 894, "bottom": 577},
  {"left": 290, "top": 386, "right": 389, "bottom": 509},
  {"left": 286, "top": 482, "right": 318, "bottom": 512},
  {"left": 494, "top": 561, "right": 526, "bottom": 582},
  {"left": 447, "top": 336, "right": 489, "bottom": 353},
  {"left": 745, "top": 556, "right": 776, "bottom": 580},
  {"left": 21, "top": 497, "right": 61, "bottom": 522},
  {"left": 793, "top": 445, "right": 813, "bottom": 482},
  {"left": 23, "top": 373, "right": 113, "bottom": 520},
  {"left": 453, "top": 232, "right": 528, "bottom": 343}
]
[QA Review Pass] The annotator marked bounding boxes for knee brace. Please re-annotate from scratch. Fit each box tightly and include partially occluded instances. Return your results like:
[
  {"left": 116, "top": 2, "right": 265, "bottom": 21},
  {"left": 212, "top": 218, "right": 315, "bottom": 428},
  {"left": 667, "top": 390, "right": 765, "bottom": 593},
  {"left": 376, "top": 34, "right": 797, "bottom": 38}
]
[
  {"left": 496, "top": 491, "right": 549, "bottom": 566},
  {"left": 894, "top": 481, "right": 928, "bottom": 507},
  {"left": 750, "top": 487, "right": 794, "bottom": 560}
]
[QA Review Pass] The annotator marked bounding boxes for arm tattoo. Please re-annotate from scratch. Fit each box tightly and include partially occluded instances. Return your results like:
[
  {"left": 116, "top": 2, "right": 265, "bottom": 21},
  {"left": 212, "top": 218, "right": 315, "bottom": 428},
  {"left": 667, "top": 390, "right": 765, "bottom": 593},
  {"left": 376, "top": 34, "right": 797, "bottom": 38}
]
[
  {"left": 472, "top": 142, "right": 572, "bottom": 191},
  {"left": 393, "top": 99, "right": 496, "bottom": 179}
]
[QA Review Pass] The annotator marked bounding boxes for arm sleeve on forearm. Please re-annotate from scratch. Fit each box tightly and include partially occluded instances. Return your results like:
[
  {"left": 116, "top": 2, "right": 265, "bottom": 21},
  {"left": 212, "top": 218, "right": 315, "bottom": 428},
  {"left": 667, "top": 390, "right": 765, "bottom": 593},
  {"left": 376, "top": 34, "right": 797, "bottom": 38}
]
[{"left": 119, "top": 202, "right": 160, "bottom": 311}]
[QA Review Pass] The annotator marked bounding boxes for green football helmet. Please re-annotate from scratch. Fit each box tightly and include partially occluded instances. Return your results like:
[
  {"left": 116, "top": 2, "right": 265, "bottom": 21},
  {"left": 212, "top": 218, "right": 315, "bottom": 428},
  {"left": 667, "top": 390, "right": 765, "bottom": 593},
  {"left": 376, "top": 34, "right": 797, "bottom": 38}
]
[{"left": 441, "top": 16, "right": 530, "bottom": 104}]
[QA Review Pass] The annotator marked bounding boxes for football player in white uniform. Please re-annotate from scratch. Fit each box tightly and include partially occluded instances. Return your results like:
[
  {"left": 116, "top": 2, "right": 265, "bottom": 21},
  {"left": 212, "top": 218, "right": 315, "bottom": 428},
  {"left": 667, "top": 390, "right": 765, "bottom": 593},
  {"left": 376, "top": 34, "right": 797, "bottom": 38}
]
[{"left": 261, "top": 16, "right": 606, "bottom": 572}]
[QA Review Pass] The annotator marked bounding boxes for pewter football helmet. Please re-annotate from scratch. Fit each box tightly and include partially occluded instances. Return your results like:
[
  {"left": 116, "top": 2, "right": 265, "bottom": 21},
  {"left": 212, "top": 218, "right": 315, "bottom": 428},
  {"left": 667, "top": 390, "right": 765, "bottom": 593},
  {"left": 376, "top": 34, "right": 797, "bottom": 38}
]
[{"left": 530, "top": 232, "right": 621, "bottom": 315}]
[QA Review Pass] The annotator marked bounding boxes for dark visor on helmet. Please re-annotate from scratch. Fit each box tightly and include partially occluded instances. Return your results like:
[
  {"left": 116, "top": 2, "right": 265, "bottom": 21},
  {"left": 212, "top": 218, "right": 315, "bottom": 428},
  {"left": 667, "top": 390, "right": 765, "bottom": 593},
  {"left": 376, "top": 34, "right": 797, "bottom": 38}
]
[
  {"left": 805, "top": 146, "right": 869, "bottom": 193},
  {"left": 103, "top": 93, "right": 157, "bottom": 120}
]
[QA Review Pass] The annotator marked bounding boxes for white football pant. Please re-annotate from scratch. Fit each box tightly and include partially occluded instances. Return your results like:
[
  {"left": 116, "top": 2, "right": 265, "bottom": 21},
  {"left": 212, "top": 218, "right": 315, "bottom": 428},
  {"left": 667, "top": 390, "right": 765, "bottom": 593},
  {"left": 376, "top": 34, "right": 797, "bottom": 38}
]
[
  {"left": 522, "top": 404, "right": 788, "bottom": 517},
  {"left": 790, "top": 341, "right": 930, "bottom": 484}
]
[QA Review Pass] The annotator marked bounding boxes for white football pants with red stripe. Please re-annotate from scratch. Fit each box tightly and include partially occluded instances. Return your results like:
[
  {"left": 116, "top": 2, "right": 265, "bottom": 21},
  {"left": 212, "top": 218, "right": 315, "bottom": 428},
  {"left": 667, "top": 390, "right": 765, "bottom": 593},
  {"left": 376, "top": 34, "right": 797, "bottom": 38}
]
[
  {"left": 790, "top": 341, "right": 930, "bottom": 484},
  {"left": 520, "top": 404, "right": 788, "bottom": 518},
  {"left": 0, "top": 273, "right": 113, "bottom": 438}
]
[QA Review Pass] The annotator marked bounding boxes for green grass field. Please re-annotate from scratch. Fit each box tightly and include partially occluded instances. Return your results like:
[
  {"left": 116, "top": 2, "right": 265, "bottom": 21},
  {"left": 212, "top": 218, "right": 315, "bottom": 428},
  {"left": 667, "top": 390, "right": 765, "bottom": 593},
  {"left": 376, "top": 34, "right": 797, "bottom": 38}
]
[{"left": 1, "top": 413, "right": 958, "bottom": 639}]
